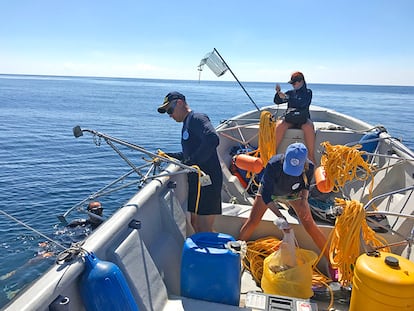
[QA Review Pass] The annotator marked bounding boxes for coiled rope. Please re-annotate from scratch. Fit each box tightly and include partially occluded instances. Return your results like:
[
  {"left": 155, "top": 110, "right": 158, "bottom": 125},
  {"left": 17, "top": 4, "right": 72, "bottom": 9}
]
[
  {"left": 329, "top": 198, "right": 390, "bottom": 286},
  {"left": 243, "top": 205, "right": 389, "bottom": 308},
  {"left": 242, "top": 236, "right": 282, "bottom": 285},
  {"left": 256, "top": 111, "right": 277, "bottom": 167},
  {"left": 243, "top": 236, "right": 332, "bottom": 286},
  {"left": 320, "top": 141, "right": 375, "bottom": 199},
  {"left": 233, "top": 111, "right": 276, "bottom": 189}
]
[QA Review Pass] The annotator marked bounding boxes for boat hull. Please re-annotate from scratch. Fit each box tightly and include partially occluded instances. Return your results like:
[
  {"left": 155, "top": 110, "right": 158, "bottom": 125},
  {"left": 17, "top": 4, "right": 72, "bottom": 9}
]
[{"left": 5, "top": 105, "right": 414, "bottom": 311}]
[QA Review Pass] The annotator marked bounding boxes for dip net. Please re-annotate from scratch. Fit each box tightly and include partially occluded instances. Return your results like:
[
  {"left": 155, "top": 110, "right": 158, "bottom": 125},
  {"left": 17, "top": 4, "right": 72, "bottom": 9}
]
[{"left": 198, "top": 50, "right": 228, "bottom": 77}]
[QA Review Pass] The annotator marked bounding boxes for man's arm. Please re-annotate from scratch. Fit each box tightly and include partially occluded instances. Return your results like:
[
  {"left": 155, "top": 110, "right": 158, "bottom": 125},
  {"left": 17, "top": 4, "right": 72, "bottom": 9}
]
[{"left": 267, "top": 201, "right": 285, "bottom": 218}]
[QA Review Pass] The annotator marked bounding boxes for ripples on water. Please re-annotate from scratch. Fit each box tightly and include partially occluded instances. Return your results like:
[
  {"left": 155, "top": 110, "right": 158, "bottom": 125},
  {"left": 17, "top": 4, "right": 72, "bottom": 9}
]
[{"left": 0, "top": 75, "right": 413, "bottom": 307}]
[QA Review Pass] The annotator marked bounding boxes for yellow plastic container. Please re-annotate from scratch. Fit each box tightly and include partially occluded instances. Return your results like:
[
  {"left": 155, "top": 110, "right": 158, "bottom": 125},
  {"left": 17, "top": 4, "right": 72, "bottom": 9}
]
[
  {"left": 349, "top": 252, "right": 414, "bottom": 311},
  {"left": 261, "top": 248, "right": 317, "bottom": 299}
]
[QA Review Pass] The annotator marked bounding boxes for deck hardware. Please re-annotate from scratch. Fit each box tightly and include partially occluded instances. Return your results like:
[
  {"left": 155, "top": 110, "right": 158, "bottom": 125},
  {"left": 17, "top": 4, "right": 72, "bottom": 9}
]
[{"left": 128, "top": 219, "right": 141, "bottom": 230}]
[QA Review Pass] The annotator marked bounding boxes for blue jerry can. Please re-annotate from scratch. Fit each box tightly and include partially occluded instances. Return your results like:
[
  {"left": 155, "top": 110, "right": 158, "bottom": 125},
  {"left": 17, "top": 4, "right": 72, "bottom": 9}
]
[{"left": 181, "top": 232, "right": 241, "bottom": 306}]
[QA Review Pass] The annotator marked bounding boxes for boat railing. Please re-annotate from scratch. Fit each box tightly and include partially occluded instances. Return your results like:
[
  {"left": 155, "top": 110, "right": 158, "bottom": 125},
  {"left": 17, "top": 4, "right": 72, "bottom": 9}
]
[
  {"left": 364, "top": 185, "right": 414, "bottom": 212},
  {"left": 330, "top": 133, "right": 414, "bottom": 204},
  {"left": 219, "top": 130, "right": 259, "bottom": 147},
  {"left": 361, "top": 185, "right": 414, "bottom": 257},
  {"left": 57, "top": 126, "right": 203, "bottom": 224}
]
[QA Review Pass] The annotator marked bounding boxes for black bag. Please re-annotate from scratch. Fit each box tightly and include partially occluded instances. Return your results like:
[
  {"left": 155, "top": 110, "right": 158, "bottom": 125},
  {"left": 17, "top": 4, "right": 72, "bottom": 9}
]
[{"left": 284, "top": 108, "right": 308, "bottom": 125}]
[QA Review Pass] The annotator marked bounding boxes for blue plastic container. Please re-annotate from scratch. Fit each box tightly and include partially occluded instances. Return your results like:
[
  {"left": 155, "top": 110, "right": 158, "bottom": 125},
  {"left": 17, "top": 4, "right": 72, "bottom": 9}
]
[
  {"left": 180, "top": 232, "right": 241, "bottom": 306},
  {"left": 80, "top": 252, "right": 139, "bottom": 311},
  {"left": 359, "top": 131, "right": 380, "bottom": 159}
]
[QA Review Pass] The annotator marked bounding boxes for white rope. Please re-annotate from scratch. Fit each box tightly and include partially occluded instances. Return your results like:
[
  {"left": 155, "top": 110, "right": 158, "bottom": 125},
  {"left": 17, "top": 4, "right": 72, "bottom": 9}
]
[{"left": 0, "top": 209, "right": 67, "bottom": 250}]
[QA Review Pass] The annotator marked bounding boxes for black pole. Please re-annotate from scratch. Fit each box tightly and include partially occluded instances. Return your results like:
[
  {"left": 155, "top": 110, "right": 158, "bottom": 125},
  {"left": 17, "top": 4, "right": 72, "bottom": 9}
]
[{"left": 213, "top": 48, "right": 260, "bottom": 112}]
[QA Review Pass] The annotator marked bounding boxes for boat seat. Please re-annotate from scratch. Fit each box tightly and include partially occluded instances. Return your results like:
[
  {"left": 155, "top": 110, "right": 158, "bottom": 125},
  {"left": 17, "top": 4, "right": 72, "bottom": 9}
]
[
  {"left": 222, "top": 202, "right": 299, "bottom": 224},
  {"left": 279, "top": 124, "right": 362, "bottom": 164},
  {"left": 277, "top": 128, "right": 305, "bottom": 154}
]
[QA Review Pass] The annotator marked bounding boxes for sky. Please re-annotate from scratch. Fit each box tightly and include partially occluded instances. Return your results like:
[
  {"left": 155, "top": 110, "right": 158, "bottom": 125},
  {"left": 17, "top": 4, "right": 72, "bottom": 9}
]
[{"left": 0, "top": 0, "right": 413, "bottom": 86}]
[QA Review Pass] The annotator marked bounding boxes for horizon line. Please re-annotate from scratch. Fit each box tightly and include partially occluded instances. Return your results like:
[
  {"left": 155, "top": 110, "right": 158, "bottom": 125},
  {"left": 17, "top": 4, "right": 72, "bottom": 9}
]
[{"left": 0, "top": 72, "right": 413, "bottom": 88}]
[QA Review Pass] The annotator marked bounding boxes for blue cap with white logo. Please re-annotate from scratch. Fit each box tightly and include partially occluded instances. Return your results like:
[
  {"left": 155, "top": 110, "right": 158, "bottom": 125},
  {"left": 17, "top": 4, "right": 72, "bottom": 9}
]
[{"left": 283, "top": 143, "right": 308, "bottom": 176}]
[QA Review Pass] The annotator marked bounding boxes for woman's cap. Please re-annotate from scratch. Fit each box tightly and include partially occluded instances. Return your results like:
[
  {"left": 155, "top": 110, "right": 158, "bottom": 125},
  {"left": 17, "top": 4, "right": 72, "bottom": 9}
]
[
  {"left": 288, "top": 71, "right": 305, "bottom": 84},
  {"left": 157, "top": 91, "right": 185, "bottom": 113},
  {"left": 283, "top": 143, "right": 308, "bottom": 176}
]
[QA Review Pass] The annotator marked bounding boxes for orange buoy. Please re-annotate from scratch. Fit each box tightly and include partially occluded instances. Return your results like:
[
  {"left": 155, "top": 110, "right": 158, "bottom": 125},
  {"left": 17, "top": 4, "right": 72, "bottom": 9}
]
[
  {"left": 314, "top": 166, "right": 333, "bottom": 193},
  {"left": 230, "top": 162, "right": 248, "bottom": 188},
  {"left": 233, "top": 171, "right": 248, "bottom": 188},
  {"left": 234, "top": 154, "right": 263, "bottom": 174}
]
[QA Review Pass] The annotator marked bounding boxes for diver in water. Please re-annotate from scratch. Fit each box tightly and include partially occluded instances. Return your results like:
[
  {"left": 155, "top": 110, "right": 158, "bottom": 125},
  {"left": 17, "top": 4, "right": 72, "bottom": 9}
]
[
  {"left": 0, "top": 202, "right": 104, "bottom": 283},
  {"left": 66, "top": 201, "right": 104, "bottom": 230}
]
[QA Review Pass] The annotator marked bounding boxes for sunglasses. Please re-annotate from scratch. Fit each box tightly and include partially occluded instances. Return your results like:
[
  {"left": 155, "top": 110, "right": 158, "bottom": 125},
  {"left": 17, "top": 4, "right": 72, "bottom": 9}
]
[
  {"left": 167, "top": 101, "right": 177, "bottom": 115},
  {"left": 291, "top": 79, "right": 303, "bottom": 85}
]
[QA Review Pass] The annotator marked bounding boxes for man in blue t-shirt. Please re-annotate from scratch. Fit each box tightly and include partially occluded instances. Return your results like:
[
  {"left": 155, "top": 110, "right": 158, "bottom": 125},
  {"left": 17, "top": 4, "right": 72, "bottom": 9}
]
[
  {"left": 239, "top": 143, "right": 329, "bottom": 260},
  {"left": 157, "top": 91, "right": 222, "bottom": 233}
]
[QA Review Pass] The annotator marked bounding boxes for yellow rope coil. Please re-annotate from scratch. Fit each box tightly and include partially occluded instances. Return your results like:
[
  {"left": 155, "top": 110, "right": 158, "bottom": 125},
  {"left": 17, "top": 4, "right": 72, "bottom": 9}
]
[
  {"left": 243, "top": 236, "right": 282, "bottom": 285},
  {"left": 243, "top": 236, "right": 331, "bottom": 286},
  {"left": 329, "top": 198, "right": 390, "bottom": 286},
  {"left": 320, "top": 141, "right": 375, "bottom": 199},
  {"left": 257, "top": 111, "right": 276, "bottom": 167},
  {"left": 244, "top": 236, "right": 334, "bottom": 307}
]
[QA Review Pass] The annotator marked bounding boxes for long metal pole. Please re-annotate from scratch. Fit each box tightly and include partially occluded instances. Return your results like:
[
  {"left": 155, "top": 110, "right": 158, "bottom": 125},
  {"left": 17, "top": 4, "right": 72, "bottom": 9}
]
[
  {"left": 74, "top": 126, "right": 199, "bottom": 173},
  {"left": 213, "top": 48, "right": 260, "bottom": 112}
]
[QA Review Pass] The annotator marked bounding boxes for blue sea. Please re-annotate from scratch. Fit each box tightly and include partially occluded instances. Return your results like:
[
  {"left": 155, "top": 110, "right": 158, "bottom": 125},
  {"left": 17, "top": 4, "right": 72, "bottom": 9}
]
[{"left": 0, "top": 74, "right": 413, "bottom": 308}]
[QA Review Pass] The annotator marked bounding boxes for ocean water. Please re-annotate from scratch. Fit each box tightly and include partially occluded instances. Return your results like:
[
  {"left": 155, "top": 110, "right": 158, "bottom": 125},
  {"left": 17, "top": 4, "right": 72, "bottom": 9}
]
[{"left": 0, "top": 74, "right": 413, "bottom": 308}]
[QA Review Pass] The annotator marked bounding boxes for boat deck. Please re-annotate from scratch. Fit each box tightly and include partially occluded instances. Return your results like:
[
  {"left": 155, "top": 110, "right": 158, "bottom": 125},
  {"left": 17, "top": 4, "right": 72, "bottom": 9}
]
[
  {"left": 218, "top": 202, "right": 350, "bottom": 311},
  {"left": 160, "top": 269, "right": 350, "bottom": 311}
]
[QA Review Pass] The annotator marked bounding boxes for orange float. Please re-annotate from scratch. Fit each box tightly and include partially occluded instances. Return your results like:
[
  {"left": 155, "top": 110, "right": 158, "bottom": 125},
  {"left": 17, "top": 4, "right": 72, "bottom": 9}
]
[
  {"left": 230, "top": 162, "right": 248, "bottom": 188},
  {"left": 234, "top": 154, "right": 263, "bottom": 174},
  {"left": 314, "top": 166, "right": 333, "bottom": 193}
]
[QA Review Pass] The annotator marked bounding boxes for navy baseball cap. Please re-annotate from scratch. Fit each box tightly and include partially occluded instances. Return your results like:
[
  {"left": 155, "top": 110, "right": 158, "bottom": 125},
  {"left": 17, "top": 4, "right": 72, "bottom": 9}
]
[{"left": 157, "top": 91, "right": 186, "bottom": 113}]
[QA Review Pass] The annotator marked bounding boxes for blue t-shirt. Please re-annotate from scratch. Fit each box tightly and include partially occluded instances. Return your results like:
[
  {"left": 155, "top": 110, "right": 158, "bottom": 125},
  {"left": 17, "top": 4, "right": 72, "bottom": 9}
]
[
  {"left": 180, "top": 111, "right": 223, "bottom": 215},
  {"left": 181, "top": 112, "right": 219, "bottom": 166},
  {"left": 259, "top": 154, "right": 314, "bottom": 204},
  {"left": 171, "top": 111, "right": 222, "bottom": 184}
]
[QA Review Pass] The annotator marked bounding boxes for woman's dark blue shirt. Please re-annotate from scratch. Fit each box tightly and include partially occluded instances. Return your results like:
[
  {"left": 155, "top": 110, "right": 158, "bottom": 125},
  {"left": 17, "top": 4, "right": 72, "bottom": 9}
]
[{"left": 273, "top": 84, "right": 313, "bottom": 119}]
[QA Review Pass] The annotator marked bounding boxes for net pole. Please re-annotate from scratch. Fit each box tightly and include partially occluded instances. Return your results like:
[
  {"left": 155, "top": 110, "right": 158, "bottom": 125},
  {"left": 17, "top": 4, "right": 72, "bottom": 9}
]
[{"left": 213, "top": 48, "right": 260, "bottom": 111}]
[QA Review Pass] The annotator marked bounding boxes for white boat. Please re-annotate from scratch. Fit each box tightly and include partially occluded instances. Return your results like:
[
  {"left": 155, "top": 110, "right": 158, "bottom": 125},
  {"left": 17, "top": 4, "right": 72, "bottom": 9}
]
[{"left": 4, "top": 101, "right": 414, "bottom": 311}]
